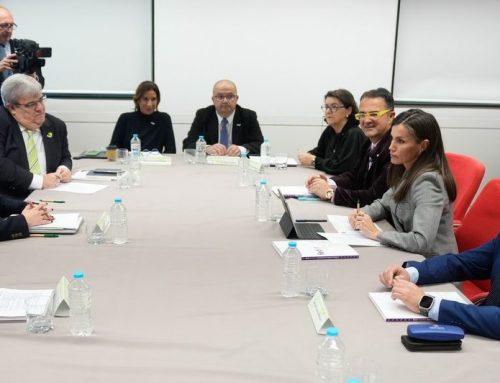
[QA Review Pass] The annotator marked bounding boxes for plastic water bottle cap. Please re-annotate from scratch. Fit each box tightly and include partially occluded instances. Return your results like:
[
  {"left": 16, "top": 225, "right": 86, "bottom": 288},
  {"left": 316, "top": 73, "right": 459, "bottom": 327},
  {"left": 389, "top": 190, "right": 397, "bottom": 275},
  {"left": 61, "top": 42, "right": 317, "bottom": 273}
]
[
  {"left": 259, "top": 180, "right": 267, "bottom": 185},
  {"left": 264, "top": 138, "right": 269, "bottom": 142},
  {"left": 133, "top": 134, "right": 138, "bottom": 138},
  {"left": 346, "top": 379, "right": 362, "bottom": 383},
  {"left": 198, "top": 135, "right": 204, "bottom": 139},
  {"left": 73, "top": 271, "right": 84, "bottom": 279},
  {"left": 114, "top": 197, "right": 122, "bottom": 203},
  {"left": 288, "top": 241, "right": 297, "bottom": 248},
  {"left": 326, "top": 327, "right": 339, "bottom": 337}
]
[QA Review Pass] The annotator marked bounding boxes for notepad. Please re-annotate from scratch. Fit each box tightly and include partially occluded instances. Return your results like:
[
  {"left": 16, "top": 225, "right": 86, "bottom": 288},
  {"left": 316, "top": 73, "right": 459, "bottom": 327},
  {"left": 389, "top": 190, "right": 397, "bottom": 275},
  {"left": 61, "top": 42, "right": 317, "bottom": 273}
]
[
  {"left": 30, "top": 213, "right": 83, "bottom": 234},
  {"left": 273, "top": 240, "right": 359, "bottom": 260},
  {"left": 0, "top": 289, "right": 54, "bottom": 320},
  {"left": 369, "top": 291, "right": 468, "bottom": 322},
  {"left": 206, "top": 156, "right": 240, "bottom": 166}
]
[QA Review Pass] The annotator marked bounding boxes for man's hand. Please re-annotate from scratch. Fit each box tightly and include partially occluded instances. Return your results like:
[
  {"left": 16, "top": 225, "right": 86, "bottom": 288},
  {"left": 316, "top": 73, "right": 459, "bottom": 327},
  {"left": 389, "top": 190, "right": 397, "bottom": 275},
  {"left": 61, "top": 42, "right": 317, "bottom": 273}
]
[
  {"left": 379, "top": 264, "right": 410, "bottom": 287},
  {"left": 206, "top": 143, "right": 227, "bottom": 156},
  {"left": 22, "top": 203, "right": 54, "bottom": 227},
  {"left": 42, "top": 173, "right": 61, "bottom": 189},
  {"left": 298, "top": 152, "right": 315, "bottom": 166},
  {"left": 390, "top": 278, "right": 425, "bottom": 313},
  {"left": 226, "top": 145, "right": 241, "bottom": 157},
  {"left": 56, "top": 167, "right": 72, "bottom": 183},
  {"left": 307, "top": 176, "right": 331, "bottom": 200},
  {"left": 0, "top": 53, "right": 17, "bottom": 73}
]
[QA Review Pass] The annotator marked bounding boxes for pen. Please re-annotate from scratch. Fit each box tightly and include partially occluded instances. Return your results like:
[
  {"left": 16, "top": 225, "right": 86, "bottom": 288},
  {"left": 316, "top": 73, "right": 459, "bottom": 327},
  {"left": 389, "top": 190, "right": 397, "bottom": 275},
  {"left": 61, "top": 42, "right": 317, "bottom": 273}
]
[
  {"left": 30, "top": 234, "right": 59, "bottom": 238},
  {"left": 39, "top": 200, "right": 66, "bottom": 203},
  {"left": 356, "top": 199, "right": 360, "bottom": 215},
  {"left": 296, "top": 219, "right": 327, "bottom": 223}
]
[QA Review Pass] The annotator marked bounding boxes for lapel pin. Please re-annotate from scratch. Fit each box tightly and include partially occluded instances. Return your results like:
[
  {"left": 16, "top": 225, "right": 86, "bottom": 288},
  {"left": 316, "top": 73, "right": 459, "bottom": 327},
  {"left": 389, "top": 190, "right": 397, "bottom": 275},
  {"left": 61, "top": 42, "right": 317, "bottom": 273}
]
[{"left": 46, "top": 132, "right": 53, "bottom": 138}]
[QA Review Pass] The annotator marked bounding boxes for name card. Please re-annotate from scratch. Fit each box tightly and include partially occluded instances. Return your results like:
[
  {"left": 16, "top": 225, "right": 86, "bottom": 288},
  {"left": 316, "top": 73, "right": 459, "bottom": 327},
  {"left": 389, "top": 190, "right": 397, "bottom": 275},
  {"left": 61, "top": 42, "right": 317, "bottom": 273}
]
[{"left": 308, "top": 290, "right": 334, "bottom": 334}]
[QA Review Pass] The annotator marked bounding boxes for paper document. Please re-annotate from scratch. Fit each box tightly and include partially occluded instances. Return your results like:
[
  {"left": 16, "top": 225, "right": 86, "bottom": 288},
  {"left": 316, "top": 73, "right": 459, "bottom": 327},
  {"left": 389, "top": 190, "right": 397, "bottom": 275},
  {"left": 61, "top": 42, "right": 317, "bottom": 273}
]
[
  {"left": 206, "top": 156, "right": 240, "bottom": 166},
  {"left": 0, "top": 289, "right": 54, "bottom": 320},
  {"left": 52, "top": 182, "right": 107, "bottom": 194},
  {"left": 249, "top": 156, "right": 298, "bottom": 167},
  {"left": 273, "top": 240, "right": 359, "bottom": 260},
  {"left": 319, "top": 232, "right": 381, "bottom": 247},
  {"left": 30, "top": 213, "right": 83, "bottom": 234},
  {"left": 141, "top": 154, "right": 171, "bottom": 165},
  {"left": 369, "top": 291, "right": 468, "bottom": 322},
  {"left": 272, "top": 186, "right": 314, "bottom": 199}
]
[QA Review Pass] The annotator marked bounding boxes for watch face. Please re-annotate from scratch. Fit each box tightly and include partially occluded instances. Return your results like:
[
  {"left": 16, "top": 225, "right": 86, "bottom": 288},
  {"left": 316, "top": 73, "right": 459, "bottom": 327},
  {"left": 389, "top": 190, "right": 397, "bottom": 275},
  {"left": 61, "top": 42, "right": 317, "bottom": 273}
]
[{"left": 420, "top": 295, "right": 434, "bottom": 309}]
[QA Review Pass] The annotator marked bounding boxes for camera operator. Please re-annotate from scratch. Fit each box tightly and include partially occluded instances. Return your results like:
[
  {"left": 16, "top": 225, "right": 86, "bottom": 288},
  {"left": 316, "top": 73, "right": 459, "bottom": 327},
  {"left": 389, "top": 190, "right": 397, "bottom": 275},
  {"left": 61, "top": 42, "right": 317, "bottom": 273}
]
[{"left": 0, "top": 6, "right": 17, "bottom": 90}]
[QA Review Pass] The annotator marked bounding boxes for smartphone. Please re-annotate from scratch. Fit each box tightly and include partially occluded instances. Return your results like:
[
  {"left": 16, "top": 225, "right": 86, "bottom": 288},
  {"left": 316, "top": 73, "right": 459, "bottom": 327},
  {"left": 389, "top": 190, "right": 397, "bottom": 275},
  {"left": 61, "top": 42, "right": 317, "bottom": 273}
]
[{"left": 401, "top": 335, "right": 462, "bottom": 352}]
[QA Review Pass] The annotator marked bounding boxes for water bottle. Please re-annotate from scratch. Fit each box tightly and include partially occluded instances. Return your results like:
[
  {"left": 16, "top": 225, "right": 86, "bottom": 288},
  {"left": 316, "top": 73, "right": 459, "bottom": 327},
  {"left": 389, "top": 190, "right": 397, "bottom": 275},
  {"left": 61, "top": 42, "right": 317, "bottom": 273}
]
[
  {"left": 69, "top": 271, "right": 93, "bottom": 336},
  {"left": 129, "top": 157, "right": 142, "bottom": 187},
  {"left": 315, "top": 327, "right": 346, "bottom": 383},
  {"left": 239, "top": 150, "right": 250, "bottom": 187},
  {"left": 130, "top": 133, "right": 141, "bottom": 160},
  {"left": 260, "top": 138, "right": 271, "bottom": 172},
  {"left": 255, "top": 179, "right": 271, "bottom": 222},
  {"left": 110, "top": 197, "right": 128, "bottom": 244},
  {"left": 281, "top": 241, "right": 302, "bottom": 297},
  {"left": 195, "top": 135, "right": 207, "bottom": 164}
]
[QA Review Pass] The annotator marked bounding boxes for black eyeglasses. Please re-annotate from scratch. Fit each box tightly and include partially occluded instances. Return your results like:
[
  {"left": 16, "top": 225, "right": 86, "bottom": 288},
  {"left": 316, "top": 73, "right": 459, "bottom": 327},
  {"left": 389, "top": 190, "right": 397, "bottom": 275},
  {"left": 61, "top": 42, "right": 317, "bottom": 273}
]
[
  {"left": 321, "top": 104, "right": 345, "bottom": 113},
  {"left": 0, "top": 23, "right": 17, "bottom": 31},
  {"left": 214, "top": 94, "right": 237, "bottom": 102}
]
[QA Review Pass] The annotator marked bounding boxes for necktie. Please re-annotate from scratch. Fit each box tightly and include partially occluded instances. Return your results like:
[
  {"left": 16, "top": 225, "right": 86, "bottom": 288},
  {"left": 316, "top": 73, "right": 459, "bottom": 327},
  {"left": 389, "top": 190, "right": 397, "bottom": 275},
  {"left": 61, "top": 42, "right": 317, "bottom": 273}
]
[
  {"left": 483, "top": 276, "right": 500, "bottom": 306},
  {"left": 220, "top": 118, "right": 229, "bottom": 147},
  {"left": 26, "top": 130, "right": 41, "bottom": 175},
  {"left": 368, "top": 146, "right": 377, "bottom": 170}
]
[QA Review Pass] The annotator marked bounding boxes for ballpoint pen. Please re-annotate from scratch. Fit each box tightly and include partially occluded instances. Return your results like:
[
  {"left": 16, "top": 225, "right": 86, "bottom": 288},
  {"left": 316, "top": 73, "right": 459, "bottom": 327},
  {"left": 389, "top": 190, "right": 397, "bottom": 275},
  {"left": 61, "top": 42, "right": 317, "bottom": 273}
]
[
  {"left": 30, "top": 234, "right": 59, "bottom": 238},
  {"left": 296, "top": 219, "right": 327, "bottom": 223},
  {"left": 297, "top": 196, "right": 321, "bottom": 201},
  {"left": 39, "top": 200, "right": 66, "bottom": 203},
  {"left": 356, "top": 199, "right": 360, "bottom": 215}
]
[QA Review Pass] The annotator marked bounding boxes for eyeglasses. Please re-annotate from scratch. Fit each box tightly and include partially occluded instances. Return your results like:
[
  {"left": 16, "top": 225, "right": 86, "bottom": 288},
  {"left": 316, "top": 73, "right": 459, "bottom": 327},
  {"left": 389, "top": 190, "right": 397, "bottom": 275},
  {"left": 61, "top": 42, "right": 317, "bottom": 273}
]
[
  {"left": 0, "top": 23, "right": 17, "bottom": 31},
  {"left": 214, "top": 94, "right": 237, "bottom": 102},
  {"left": 14, "top": 95, "right": 47, "bottom": 111},
  {"left": 321, "top": 104, "right": 345, "bottom": 113},
  {"left": 354, "top": 109, "right": 392, "bottom": 121}
]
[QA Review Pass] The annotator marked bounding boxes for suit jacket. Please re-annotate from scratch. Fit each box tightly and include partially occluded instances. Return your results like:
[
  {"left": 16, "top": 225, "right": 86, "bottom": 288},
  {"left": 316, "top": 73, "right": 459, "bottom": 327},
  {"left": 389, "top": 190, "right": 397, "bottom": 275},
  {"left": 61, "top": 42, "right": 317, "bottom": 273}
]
[
  {"left": 363, "top": 171, "right": 457, "bottom": 257},
  {"left": 0, "top": 107, "right": 72, "bottom": 198},
  {"left": 0, "top": 193, "right": 29, "bottom": 241},
  {"left": 406, "top": 234, "right": 500, "bottom": 340},
  {"left": 332, "top": 129, "right": 391, "bottom": 208},
  {"left": 182, "top": 105, "right": 264, "bottom": 155}
]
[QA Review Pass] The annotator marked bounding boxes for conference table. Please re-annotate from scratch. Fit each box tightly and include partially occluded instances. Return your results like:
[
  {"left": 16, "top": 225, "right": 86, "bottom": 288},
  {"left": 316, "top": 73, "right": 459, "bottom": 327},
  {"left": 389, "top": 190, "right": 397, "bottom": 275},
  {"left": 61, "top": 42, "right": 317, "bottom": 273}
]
[{"left": 0, "top": 156, "right": 497, "bottom": 382}]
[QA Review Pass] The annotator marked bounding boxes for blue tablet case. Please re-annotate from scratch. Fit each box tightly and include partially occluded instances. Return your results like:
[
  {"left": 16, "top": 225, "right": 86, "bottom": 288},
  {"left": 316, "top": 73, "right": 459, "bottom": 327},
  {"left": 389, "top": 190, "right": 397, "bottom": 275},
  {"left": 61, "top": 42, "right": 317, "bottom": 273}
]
[{"left": 407, "top": 324, "right": 465, "bottom": 341}]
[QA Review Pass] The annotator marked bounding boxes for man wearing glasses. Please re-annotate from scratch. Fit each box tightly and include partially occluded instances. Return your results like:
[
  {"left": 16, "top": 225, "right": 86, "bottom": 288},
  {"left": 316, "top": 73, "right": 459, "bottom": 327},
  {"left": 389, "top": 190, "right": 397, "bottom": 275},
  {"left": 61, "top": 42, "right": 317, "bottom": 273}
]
[
  {"left": 306, "top": 88, "right": 395, "bottom": 208},
  {"left": 0, "top": 74, "right": 72, "bottom": 198},
  {"left": 0, "top": 7, "right": 18, "bottom": 94},
  {"left": 182, "top": 79, "right": 264, "bottom": 156}
]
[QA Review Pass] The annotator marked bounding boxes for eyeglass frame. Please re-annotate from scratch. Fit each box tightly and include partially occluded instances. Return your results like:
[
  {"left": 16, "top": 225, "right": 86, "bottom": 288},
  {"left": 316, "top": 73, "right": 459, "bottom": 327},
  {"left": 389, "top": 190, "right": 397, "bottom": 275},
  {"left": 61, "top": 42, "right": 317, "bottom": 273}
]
[
  {"left": 321, "top": 104, "right": 346, "bottom": 113},
  {"left": 213, "top": 94, "right": 237, "bottom": 102},
  {"left": 13, "top": 95, "right": 47, "bottom": 111},
  {"left": 0, "top": 23, "right": 17, "bottom": 31},
  {"left": 354, "top": 109, "right": 392, "bottom": 121}
]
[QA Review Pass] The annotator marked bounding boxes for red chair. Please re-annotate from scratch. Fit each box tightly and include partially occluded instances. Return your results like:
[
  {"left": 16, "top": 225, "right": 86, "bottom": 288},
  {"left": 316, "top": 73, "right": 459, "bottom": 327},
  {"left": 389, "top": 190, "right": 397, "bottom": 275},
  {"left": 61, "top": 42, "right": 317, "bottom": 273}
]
[
  {"left": 455, "top": 179, "right": 500, "bottom": 301},
  {"left": 446, "top": 152, "right": 485, "bottom": 229}
]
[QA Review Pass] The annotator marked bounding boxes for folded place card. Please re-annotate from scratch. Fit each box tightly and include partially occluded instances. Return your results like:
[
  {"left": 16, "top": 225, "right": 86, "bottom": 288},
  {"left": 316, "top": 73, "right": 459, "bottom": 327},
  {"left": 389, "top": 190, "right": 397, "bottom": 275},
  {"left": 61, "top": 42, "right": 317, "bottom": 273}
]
[{"left": 308, "top": 290, "right": 334, "bottom": 334}]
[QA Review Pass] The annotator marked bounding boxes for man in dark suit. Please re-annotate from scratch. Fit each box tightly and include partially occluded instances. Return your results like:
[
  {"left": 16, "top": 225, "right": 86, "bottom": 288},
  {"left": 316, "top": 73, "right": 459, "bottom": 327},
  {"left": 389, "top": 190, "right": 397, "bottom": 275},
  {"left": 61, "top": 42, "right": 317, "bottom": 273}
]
[
  {"left": 379, "top": 233, "right": 500, "bottom": 340},
  {"left": 306, "top": 88, "right": 395, "bottom": 207},
  {"left": 0, "top": 6, "right": 17, "bottom": 98},
  {"left": 182, "top": 79, "right": 263, "bottom": 156},
  {"left": 0, "top": 195, "right": 53, "bottom": 241},
  {"left": 0, "top": 73, "right": 72, "bottom": 198}
]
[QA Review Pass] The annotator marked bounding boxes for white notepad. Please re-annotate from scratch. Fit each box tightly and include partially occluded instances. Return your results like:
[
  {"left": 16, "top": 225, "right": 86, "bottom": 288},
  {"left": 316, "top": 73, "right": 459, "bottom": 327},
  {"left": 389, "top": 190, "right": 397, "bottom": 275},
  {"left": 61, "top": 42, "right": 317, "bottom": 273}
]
[
  {"left": 30, "top": 213, "right": 83, "bottom": 234},
  {"left": 369, "top": 291, "right": 468, "bottom": 322},
  {"left": 272, "top": 240, "right": 359, "bottom": 260}
]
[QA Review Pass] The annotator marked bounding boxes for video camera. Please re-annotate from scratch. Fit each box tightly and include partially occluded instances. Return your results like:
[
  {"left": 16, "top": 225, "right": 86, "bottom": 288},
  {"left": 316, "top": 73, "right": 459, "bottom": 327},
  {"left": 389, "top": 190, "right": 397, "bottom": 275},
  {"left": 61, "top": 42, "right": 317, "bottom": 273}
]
[{"left": 10, "top": 38, "right": 52, "bottom": 87}]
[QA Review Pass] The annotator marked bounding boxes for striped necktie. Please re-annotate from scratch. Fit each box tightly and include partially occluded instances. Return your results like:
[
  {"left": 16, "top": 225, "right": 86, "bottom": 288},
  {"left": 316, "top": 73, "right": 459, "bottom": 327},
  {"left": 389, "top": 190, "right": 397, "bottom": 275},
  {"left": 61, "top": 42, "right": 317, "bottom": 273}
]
[
  {"left": 26, "top": 130, "right": 41, "bottom": 175},
  {"left": 220, "top": 118, "right": 229, "bottom": 147}
]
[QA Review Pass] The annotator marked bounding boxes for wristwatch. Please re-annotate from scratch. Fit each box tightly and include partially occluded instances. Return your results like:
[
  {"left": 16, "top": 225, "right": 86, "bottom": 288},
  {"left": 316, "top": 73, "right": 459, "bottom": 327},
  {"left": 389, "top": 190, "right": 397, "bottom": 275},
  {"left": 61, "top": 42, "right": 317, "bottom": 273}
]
[
  {"left": 325, "top": 189, "right": 334, "bottom": 200},
  {"left": 311, "top": 157, "right": 316, "bottom": 168},
  {"left": 418, "top": 294, "right": 435, "bottom": 316}
]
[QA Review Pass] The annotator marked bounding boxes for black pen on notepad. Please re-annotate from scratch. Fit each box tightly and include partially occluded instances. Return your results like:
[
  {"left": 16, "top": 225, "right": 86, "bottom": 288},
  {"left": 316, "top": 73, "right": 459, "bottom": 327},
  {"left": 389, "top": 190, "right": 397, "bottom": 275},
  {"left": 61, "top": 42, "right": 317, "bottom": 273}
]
[
  {"left": 295, "top": 219, "right": 327, "bottom": 223},
  {"left": 39, "top": 200, "right": 66, "bottom": 203}
]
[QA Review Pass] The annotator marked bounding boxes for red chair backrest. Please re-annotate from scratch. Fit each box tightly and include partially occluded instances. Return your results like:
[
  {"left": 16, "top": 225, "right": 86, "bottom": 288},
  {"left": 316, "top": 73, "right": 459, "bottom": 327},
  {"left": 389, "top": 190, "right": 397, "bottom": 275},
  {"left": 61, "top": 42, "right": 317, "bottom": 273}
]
[
  {"left": 446, "top": 152, "right": 485, "bottom": 224},
  {"left": 456, "top": 179, "right": 500, "bottom": 296}
]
